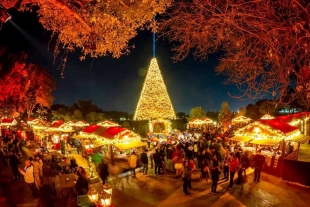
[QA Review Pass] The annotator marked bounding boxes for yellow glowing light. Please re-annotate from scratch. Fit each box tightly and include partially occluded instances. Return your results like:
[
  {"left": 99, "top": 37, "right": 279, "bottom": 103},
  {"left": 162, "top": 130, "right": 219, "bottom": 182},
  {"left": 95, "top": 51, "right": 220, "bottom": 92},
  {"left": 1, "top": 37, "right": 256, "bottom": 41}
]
[
  {"left": 255, "top": 127, "right": 260, "bottom": 133},
  {"left": 133, "top": 58, "right": 176, "bottom": 120}
]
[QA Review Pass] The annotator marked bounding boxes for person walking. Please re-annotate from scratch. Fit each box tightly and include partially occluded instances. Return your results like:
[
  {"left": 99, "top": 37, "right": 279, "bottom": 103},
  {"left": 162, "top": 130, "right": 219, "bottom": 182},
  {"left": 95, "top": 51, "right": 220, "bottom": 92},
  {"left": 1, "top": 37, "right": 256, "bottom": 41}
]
[
  {"left": 98, "top": 158, "right": 109, "bottom": 185},
  {"left": 141, "top": 149, "right": 149, "bottom": 175},
  {"left": 128, "top": 151, "right": 138, "bottom": 178},
  {"left": 253, "top": 150, "right": 265, "bottom": 182},
  {"left": 29, "top": 157, "right": 42, "bottom": 190},
  {"left": 229, "top": 154, "right": 239, "bottom": 189},
  {"left": 74, "top": 139, "right": 82, "bottom": 154},
  {"left": 236, "top": 163, "right": 247, "bottom": 191},
  {"left": 153, "top": 149, "right": 162, "bottom": 176},
  {"left": 211, "top": 162, "right": 221, "bottom": 194},
  {"left": 10, "top": 151, "right": 21, "bottom": 181},
  {"left": 181, "top": 160, "right": 191, "bottom": 195},
  {"left": 19, "top": 160, "right": 36, "bottom": 196},
  {"left": 223, "top": 150, "right": 231, "bottom": 181},
  {"left": 35, "top": 155, "right": 44, "bottom": 179}
]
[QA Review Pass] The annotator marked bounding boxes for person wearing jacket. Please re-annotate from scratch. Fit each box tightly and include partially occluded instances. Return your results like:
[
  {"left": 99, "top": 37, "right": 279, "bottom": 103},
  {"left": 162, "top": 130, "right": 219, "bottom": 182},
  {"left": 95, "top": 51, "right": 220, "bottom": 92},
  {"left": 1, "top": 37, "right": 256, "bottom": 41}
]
[
  {"left": 153, "top": 149, "right": 162, "bottom": 176},
  {"left": 128, "top": 151, "right": 138, "bottom": 178},
  {"left": 10, "top": 151, "right": 21, "bottom": 181},
  {"left": 181, "top": 160, "right": 192, "bottom": 195},
  {"left": 75, "top": 167, "right": 89, "bottom": 195},
  {"left": 253, "top": 150, "right": 265, "bottom": 182},
  {"left": 211, "top": 162, "right": 221, "bottom": 194},
  {"left": 29, "top": 156, "right": 42, "bottom": 189},
  {"left": 19, "top": 160, "right": 36, "bottom": 195},
  {"left": 229, "top": 154, "right": 239, "bottom": 189},
  {"left": 141, "top": 149, "right": 149, "bottom": 175},
  {"left": 223, "top": 150, "right": 231, "bottom": 181}
]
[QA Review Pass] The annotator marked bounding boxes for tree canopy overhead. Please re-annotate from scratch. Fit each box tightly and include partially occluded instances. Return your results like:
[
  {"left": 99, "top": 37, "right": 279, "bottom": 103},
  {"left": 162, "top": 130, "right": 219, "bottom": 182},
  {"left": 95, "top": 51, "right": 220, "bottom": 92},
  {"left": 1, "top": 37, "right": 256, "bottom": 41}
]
[
  {"left": 159, "top": 0, "right": 310, "bottom": 106},
  {"left": 2, "top": 0, "right": 172, "bottom": 65}
]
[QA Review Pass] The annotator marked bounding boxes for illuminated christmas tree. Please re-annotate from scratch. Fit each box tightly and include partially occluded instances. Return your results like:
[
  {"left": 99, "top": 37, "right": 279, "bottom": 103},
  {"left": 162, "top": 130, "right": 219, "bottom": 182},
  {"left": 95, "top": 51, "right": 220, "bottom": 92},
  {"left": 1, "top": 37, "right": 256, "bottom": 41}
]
[{"left": 134, "top": 58, "right": 176, "bottom": 120}]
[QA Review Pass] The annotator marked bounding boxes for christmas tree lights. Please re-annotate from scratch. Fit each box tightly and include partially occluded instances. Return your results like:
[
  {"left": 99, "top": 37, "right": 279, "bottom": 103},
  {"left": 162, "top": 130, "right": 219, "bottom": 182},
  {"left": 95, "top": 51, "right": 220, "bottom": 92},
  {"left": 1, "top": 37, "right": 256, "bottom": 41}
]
[{"left": 134, "top": 58, "right": 176, "bottom": 120}]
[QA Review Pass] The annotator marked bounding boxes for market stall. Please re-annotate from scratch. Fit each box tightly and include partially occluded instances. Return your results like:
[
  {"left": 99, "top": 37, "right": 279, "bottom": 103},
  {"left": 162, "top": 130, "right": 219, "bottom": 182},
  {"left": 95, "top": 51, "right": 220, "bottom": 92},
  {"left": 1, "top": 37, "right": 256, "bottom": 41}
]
[
  {"left": 0, "top": 118, "right": 17, "bottom": 136},
  {"left": 46, "top": 120, "right": 75, "bottom": 150},
  {"left": 233, "top": 119, "right": 301, "bottom": 176},
  {"left": 232, "top": 116, "right": 252, "bottom": 128},
  {"left": 187, "top": 117, "right": 214, "bottom": 131}
]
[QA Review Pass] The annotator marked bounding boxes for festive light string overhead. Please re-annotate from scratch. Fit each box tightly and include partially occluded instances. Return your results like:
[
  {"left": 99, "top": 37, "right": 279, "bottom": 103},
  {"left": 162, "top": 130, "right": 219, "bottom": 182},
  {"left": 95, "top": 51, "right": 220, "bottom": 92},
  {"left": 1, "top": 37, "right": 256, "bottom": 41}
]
[{"left": 133, "top": 58, "right": 176, "bottom": 120}]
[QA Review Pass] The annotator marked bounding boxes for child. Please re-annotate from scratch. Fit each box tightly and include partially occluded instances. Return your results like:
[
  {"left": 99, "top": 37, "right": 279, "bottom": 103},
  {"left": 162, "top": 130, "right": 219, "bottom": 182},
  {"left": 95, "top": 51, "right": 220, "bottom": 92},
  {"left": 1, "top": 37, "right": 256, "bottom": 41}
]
[{"left": 211, "top": 162, "right": 221, "bottom": 194}]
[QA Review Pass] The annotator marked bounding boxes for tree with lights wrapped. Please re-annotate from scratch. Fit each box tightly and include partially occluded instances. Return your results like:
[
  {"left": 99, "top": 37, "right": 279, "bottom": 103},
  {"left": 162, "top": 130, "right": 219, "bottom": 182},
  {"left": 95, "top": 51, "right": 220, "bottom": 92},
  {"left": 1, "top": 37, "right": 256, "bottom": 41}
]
[{"left": 134, "top": 58, "right": 176, "bottom": 121}]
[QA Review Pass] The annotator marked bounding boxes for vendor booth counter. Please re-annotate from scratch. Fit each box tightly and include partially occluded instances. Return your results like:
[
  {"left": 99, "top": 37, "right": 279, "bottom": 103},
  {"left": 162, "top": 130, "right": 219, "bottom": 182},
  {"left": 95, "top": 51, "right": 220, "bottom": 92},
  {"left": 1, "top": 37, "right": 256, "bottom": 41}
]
[{"left": 230, "top": 136, "right": 284, "bottom": 177}]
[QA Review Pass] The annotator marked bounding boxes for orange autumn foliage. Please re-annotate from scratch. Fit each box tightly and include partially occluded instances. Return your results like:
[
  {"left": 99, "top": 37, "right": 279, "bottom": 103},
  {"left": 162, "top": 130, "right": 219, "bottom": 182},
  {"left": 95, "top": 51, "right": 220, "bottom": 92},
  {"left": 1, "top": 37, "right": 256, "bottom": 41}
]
[
  {"left": 0, "top": 48, "right": 56, "bottom": 117},
  {"left": 1, "top": 0, "right": 172, "bottom": 64}
]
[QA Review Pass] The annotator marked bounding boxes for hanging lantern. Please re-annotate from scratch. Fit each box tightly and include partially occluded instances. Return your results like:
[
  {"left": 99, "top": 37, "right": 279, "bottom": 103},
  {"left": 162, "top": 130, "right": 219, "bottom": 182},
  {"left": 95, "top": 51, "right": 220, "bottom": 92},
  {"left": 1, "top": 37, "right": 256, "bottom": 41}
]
[
  {"left": 100, "top": 191, "right": 112, "bottom": 207},
  {"left": 87, "top": 186, "right": 98, "bottom": 203},
  {"left": 102, "top": 183, "right": 112, "bottom": 195}
]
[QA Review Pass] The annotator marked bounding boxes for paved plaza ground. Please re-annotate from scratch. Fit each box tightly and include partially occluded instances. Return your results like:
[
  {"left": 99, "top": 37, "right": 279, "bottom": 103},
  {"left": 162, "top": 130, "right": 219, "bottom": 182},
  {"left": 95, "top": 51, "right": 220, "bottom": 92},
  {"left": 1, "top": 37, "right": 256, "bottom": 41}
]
[{"left": 1, "top": 152, "right": 310, "bottom": 207}]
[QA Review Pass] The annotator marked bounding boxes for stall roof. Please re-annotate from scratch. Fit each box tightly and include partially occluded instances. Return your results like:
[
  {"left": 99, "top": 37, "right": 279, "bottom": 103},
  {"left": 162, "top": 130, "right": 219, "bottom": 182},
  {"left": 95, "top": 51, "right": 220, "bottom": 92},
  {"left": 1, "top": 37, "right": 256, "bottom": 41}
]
[
  {"left": 49, "top": 120, "right": 64, "bottom": 128},
  {"left": 188, "top": 118, "right": 213, "bottom": 124},
  {"left": 114, "top": 141, "right": 147, "bottom": 150},
  {"left": 1, "top": 118, "right": 17, "bottom": 126},
  {"left": 97, "top": 127, "right": 126, "bottom": 139},
  {"left": 229, "top": 136, "right": 253, "bottom": 142},
  {"left": 258, "top": 119, "right": 298, "bottom": 134},
  {"left": 232, "top": 116, "right": 251, "bottom": 123},
  {"left": 97, "top": 120, "right": 119, "bottom": 127},
  {"left": 286, "top": 134, "right": 310, "bottom": 144},
  {"left": 249, "top": 139, "right": 281, "bottom": 146},
  {"left": 82, "top": 124, "right": 103, "bottom": 134}
]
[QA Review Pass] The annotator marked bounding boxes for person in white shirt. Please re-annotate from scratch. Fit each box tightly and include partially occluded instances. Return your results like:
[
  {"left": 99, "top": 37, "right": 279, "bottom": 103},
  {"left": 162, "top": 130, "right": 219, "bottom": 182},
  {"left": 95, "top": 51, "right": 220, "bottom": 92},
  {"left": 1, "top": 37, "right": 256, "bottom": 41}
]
[{"left": 19, "top": 160, "right": 35, "bottom": 194}]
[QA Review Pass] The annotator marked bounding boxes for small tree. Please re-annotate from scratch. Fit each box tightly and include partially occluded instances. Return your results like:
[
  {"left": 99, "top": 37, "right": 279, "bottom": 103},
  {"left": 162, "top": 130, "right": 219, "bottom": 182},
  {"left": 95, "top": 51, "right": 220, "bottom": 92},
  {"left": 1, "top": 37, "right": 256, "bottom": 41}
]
[
  {"left": 219, "top": 102, "right": 232, "bottom": 131},
  {"left": 188, "top": 106, "right": 206, "bottom": 120}
]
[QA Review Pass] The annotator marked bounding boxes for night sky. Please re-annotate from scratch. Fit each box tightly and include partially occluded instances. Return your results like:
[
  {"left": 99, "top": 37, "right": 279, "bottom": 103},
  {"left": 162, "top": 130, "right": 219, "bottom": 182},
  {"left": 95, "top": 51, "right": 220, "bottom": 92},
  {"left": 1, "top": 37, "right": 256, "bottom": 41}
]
[{"left": 0, "top": 9, "right": 252, "bottom": 114}]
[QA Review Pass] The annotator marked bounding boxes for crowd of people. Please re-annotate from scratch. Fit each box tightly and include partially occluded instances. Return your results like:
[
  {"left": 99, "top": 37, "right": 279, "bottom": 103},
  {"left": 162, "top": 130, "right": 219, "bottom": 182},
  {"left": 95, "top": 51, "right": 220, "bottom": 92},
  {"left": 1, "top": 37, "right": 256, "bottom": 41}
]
[
  {"left": 138, "top": 128, "right": 266, "bottom": 195},
  {"left": 0, "top": 134, "right": 92, "bottom": 200},
  {"left": 1, "top": 127, "right": 267, "bottom": 201}
]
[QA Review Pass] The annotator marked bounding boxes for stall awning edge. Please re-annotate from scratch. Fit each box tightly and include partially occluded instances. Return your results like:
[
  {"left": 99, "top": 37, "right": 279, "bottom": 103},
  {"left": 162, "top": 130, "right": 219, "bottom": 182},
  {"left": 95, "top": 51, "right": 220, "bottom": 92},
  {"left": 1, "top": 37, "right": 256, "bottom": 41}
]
[{"left": 229, "top": 136, "right": 253, "bottom": 142}]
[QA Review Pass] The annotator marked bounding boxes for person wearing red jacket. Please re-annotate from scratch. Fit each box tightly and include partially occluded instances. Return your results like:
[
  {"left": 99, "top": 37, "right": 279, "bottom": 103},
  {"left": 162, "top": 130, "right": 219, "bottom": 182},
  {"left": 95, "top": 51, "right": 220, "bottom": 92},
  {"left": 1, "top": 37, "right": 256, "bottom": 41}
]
[{"left": 229, "top": 154, "right": 239, "bottom": 189}]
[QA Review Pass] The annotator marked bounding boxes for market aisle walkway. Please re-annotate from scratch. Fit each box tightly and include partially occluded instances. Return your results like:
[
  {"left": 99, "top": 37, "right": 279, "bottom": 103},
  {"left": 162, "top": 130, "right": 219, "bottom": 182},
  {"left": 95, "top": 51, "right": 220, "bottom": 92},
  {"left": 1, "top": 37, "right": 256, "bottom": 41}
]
[{"left": 1, "top": 152, "right": 310, "bottom": 207}]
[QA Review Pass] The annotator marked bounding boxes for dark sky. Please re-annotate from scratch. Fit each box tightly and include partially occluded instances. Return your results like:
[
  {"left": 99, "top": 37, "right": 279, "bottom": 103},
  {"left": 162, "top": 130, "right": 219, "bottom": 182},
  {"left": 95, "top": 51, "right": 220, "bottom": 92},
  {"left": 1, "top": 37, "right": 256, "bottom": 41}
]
[{"left": 0, "top": 9, "right": 253, "bottom": 114}]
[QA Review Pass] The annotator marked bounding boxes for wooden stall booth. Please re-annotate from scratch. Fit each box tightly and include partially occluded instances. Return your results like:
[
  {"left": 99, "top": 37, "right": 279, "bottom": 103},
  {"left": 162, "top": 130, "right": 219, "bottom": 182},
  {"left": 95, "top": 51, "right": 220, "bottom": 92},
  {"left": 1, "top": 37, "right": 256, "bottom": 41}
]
[
  {"left": 233, "top": 119, "right": 302, "bottom": 176},
  {"left": 187, "top": 117, "right": 214, "bottom": 131}
]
